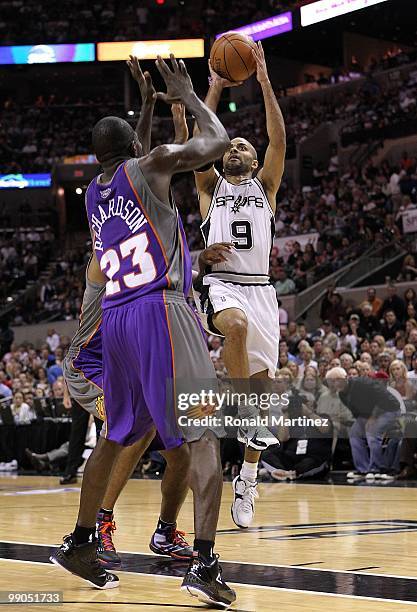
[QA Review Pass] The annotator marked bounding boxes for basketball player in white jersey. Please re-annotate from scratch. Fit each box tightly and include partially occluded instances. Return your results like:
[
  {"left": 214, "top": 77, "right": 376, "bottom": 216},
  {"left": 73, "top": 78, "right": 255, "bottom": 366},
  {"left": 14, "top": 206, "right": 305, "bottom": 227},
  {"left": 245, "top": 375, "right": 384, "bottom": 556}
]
[{"left": 193, "top": 42, "right": 286, "bottom": 528}]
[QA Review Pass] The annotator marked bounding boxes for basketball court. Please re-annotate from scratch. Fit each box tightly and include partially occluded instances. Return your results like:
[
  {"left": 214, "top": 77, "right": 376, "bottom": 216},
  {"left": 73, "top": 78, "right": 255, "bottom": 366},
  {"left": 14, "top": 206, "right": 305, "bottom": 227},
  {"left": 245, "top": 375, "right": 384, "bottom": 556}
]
[{"left": 1, "top": 474, "right": 416, "bottom": 610}]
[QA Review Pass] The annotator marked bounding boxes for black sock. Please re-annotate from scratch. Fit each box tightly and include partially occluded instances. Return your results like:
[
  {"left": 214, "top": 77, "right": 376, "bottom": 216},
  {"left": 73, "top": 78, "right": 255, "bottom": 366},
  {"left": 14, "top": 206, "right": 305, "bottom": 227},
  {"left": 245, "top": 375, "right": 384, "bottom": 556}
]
[
  {"left": 157, "top": 517, "right": 176, "bottom": 532},
  {"left": 193, "top": 539, "right": 215, "bottom": 563},
  {"left": 73, "top": 524, "right": 96, "bottom": 545}
]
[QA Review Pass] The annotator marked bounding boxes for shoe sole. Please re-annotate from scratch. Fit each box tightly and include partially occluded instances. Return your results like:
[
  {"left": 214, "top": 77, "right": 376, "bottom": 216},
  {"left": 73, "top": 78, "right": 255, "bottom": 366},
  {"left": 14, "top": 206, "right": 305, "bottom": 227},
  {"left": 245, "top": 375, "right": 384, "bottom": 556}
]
[
  {"left": 149, "top": 542, "right": 192, "bottom": 561},
  {"left": 49, "top": 556, "right": 119, "bottom": 589},
  {"left": 181, "top": 585, "right": 233, "bottom": 609}
]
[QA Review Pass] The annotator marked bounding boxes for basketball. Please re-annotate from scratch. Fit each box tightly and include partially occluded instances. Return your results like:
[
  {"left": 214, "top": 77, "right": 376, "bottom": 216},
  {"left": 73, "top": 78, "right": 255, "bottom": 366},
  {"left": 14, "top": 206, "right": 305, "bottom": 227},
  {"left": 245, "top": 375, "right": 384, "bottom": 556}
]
[{"left": 210, "top": 32, "right": 257, "bottom": 82}]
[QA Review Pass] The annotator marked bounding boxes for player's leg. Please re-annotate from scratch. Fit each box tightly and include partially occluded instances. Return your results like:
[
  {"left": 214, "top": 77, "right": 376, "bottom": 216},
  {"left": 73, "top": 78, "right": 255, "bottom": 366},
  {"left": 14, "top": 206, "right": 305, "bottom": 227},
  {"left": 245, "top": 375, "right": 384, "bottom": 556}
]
[
  {"left": 149, "top": 444, "right": 193, "bottom": 560},
  {"left": 144, "top": 295, "right": 235, "bottom": 607},
  {"left": 231, "top": 369, "right": 272, "bottom": 528},
  {"left": 181, "top": 431, "right": 235, "bottom": 606},
  {"left": 212, "top": 302, "right": 278, "bottom": 450},
  {"left": 97, "top": 434, "right": 156, "bottom": 569},
  {"left": 50, "top": 305, "right": 154, "bottom": 589}
]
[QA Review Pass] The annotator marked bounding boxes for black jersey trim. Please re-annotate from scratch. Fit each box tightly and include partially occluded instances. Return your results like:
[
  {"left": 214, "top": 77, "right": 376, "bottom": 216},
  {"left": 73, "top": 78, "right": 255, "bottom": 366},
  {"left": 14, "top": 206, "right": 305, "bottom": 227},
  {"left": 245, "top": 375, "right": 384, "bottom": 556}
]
[
  {"left": 254, "top": 177, "right": 275, "bottom": 217},
  {"left": 200, "top": 175, "right": 223, "bottom": 229}
]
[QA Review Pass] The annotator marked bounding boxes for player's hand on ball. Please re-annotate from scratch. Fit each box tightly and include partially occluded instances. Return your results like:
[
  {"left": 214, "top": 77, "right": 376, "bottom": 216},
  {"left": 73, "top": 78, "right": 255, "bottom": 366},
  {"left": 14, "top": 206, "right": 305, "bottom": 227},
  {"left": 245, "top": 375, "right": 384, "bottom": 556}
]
[
  {"left": 155, "top": 54, "right": 194, "bottom": 104},
  {"left": 127, "top": 55, "right": 157, "bottom": 104},
  {"left": 208, "top": 60, "right": 243, "bottom": 89},
  {"left": 200, "top": 242, "right": 233, "bottom": 265},
  {"left": 252, "top": 41, "right": 269, "bottom": 84}
]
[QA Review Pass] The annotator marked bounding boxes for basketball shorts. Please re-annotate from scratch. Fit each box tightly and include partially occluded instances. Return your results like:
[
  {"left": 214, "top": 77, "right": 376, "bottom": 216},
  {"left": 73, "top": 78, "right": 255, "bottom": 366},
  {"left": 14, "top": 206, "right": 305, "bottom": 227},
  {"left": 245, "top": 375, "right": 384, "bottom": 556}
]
[
  {"left": 101, "top": 291, "right": 225, "bottom": 448},
  {"left": 194, "top": 275, "right": 280, "bottom": 378},
  {"left": 63, "top": 355, "right": 105, "bottom": 421}
]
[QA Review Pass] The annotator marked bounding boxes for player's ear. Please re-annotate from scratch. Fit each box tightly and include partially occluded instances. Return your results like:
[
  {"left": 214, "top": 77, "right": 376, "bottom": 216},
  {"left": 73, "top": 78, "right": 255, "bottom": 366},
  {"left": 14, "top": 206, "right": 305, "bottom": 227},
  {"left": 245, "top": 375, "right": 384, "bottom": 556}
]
[{"left": 252, "top": 159, "right": 259, "bottom": 171}]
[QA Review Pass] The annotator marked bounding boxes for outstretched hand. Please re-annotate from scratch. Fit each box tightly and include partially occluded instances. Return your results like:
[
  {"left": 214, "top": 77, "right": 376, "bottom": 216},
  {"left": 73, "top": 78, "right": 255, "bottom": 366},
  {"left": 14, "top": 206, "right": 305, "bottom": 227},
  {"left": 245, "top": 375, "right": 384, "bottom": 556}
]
[
  {"left": 127, "top": 55, "right": 156, "bottom": 103},
  {"left": 252, "top": 41, "right": 269, "bottom": 84},
  {"left": 208, "top": 60, "right": 243, "bottom": 89},
  {"left": 155, "top": 54, "right": 194, "bottom": 105}
]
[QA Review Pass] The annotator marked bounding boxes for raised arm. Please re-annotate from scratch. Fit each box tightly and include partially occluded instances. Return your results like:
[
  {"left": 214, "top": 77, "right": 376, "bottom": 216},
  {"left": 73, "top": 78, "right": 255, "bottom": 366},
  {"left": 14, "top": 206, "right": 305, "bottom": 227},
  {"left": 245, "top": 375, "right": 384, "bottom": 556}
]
[
  {"left": 127, "top": 55, "right": 156, "bottom": 155},
  {"left": 139, "top": 55, "right": 229, "bottom": 202},
  {"left": 171, "top": 104, "right": 189, "bottom": 144},
  {"left": 193, "top": 63, "right": 241, "bottom": 217},
  {"left": 252, "top": 42, "right": 286, "bottom": 212}
]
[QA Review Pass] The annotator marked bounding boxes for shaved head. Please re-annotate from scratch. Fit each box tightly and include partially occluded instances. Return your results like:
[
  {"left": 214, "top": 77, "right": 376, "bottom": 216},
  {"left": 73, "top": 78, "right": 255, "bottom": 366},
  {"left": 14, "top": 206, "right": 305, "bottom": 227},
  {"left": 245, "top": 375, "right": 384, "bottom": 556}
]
[
  {"left": 231, "top": 138, "right": 257, "bottom": 160},
  {"left": 223, "top": 137, "right": 258, "bottom": 177},
  {"left": 92, "top": 116, "right": 141, "bottom": 164}
]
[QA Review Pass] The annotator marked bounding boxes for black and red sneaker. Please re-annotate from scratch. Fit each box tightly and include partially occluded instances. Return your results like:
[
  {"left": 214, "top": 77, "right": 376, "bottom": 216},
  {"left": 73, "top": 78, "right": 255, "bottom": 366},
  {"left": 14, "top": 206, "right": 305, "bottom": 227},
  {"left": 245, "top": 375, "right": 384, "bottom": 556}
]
[
  {"left": 96, "top": 511, "right": 122, "bottom": 570},
  {"left": 149, "top": 525, "right": 193, "bottom": 560}
]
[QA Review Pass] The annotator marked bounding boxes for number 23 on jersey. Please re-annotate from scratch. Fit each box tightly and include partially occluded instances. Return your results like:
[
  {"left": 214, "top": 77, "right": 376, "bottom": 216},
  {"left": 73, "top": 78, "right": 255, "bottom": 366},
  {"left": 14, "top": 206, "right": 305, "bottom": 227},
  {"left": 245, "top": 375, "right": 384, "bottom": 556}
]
[{"left": 99, "top": 233, "right": 157, "bottom": 296}]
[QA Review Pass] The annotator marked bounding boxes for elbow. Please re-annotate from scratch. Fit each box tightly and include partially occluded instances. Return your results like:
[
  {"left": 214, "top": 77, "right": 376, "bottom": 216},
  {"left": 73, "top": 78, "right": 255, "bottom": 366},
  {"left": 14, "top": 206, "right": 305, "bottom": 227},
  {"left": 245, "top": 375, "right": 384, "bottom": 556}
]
[{"left": 214, "top": 133, "right": 230, "bottom": 157}]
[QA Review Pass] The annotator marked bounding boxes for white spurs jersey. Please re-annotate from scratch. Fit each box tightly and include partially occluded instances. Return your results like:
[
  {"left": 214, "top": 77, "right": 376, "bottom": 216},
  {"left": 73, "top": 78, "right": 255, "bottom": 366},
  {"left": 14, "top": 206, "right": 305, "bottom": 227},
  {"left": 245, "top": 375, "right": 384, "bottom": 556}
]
[{"left": 201, "top": 173, "right": 275, "bottom": 279}]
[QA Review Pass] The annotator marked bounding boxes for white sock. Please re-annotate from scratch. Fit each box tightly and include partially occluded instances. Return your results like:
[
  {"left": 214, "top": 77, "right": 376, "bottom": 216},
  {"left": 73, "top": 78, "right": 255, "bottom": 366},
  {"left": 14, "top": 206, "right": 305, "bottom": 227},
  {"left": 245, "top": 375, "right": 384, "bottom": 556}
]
[{"left": 240, "top": 461, "right": 258, "bottom": 483}]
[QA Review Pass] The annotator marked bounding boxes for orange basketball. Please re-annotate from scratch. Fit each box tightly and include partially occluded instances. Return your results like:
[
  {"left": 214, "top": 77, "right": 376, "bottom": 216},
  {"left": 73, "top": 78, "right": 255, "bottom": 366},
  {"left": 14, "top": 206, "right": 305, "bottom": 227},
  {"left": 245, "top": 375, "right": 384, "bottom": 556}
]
[{"left": 210, "top": 32, "right": 257, "bottom": 82}]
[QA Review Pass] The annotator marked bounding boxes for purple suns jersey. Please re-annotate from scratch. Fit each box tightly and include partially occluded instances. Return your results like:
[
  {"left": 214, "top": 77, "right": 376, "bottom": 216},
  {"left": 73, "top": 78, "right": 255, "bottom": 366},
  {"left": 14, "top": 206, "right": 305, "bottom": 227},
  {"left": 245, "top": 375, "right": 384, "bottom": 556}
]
[{"left": 85, "top": 159, "right": 192, "bottom": 308}]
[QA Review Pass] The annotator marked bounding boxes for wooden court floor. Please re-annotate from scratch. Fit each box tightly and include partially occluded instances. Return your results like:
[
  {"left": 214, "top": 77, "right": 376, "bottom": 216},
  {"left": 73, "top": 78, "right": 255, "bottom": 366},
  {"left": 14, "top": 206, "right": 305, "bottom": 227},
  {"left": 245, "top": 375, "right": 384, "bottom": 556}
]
[{"left": 0, "top": 474, "right": 417, "bottom": 611}]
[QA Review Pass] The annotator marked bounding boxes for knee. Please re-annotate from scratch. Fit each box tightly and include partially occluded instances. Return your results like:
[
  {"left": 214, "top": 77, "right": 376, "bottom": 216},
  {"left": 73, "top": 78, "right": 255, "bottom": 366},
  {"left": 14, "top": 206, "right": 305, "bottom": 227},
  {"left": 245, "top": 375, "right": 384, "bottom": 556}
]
[
  {"left": 222, "top": 313, "right": 248, "bottom": 342},
  {"left": 164, "top": 443, "right": 191, "bottom": 472}
]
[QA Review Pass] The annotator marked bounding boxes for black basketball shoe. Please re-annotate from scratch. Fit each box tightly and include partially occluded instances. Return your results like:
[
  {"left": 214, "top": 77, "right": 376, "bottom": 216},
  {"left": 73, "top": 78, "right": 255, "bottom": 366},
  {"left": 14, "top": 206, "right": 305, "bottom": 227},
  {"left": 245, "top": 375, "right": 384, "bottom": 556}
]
[
  {"left": 49, "top": 534, "right": 119, "bottom": 589},
  {"left": 181, "top": 554, "right": 236, "bottom": 609},
  {"left": 96, "top": 510, "right": 122, "bottom": 569}
]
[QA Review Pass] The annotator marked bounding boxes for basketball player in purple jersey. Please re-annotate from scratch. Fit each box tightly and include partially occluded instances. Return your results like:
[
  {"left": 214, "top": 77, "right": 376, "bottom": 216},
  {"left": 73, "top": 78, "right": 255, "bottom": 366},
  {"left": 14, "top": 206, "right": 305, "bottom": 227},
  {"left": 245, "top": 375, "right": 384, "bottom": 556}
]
[
  {"left": 62, "top": 60, "right": 197, "bottom": 568},
  {"left": 50, "top": 55, "right": 236, "bottom": 608}
]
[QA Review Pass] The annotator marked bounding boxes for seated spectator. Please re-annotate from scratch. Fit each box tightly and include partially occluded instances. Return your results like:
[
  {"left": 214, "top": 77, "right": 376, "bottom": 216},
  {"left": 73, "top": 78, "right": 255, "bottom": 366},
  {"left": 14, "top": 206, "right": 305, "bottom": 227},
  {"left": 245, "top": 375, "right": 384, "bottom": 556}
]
[
  {"left": 321, "top": 320, "right": 338, "bottom": 351},
  {"left": 397, "top": 254, "right": 417, "bottom": 282},
  {"left": 404, "top": 288, "right": 417, "bottom": 309},
  {"left": 11, "top": 390, "right": 35, "bottom": 423},
  {"left": 380, "top": 310, "right": 403, "bottom": 343},
  {"left": 298, "top": 366, "right": 324, "bottom": 402},
  {"left": 360, "top": 287, "right": 382, "bottom": 317},
  {"left": 298, "top": 346, "right": 318, "bottom": 378},
  {"left": 379, "top": 283, "right": 406, "bottom": 322},
  {"left": 274, "top": 268, "right": 296, "bottom": 296},
  {"left": 340, "top": 352, "right": 354, "bottom": 372},
  {"left": 209, "top": 336, "right": 222, "bottom": 360},
  {"left": 46, "top": 328, "right": 61, "bottom": 353},
  {"left": 377, "top": 351, "right": 393, "bottom": 375},
  {"left": 389, "top": 359, "right": 415, "bottom": 401},
  {"left": 402, "top": 343, "right": 415, "bottom": 370},
  {"left": 337, "top": 321, "right": 359, "bottom": 355},
  {"left": 360, "top": 302, "right": 381, "bottom": 337}
]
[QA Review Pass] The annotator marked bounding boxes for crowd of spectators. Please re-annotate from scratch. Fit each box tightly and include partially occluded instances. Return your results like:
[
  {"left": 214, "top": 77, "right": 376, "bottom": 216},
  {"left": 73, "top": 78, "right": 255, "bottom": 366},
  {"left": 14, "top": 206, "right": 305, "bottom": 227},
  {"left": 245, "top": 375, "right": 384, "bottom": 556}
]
[
  {"left": 2, "top": 59, "right": 416, "bottom": 176},
  {"left": 212, "top": 280, "right": 417, "bottom": 481},
  {"left": 2, "top": 148, "right": 416, "bottom": 326},
  {"left": 0, "top": 0, "right": 311, "bottom": 45},
  {"left": 0, "top": 223, "right": 88, "bottom": 326},
  {"left": 4, "top": 278, "right": 417, "bottom": 481}
]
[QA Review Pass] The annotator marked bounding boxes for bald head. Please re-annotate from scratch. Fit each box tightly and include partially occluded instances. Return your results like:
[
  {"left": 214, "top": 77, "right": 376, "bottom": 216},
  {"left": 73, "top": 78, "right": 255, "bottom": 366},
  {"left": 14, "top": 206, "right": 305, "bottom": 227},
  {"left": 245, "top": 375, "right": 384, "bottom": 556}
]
[
  {"left": 326, "top": 366, "right": 348, "bottom": 392},
  {"left": 92, "top": 116, "right": 141, "bottom": 164}
]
